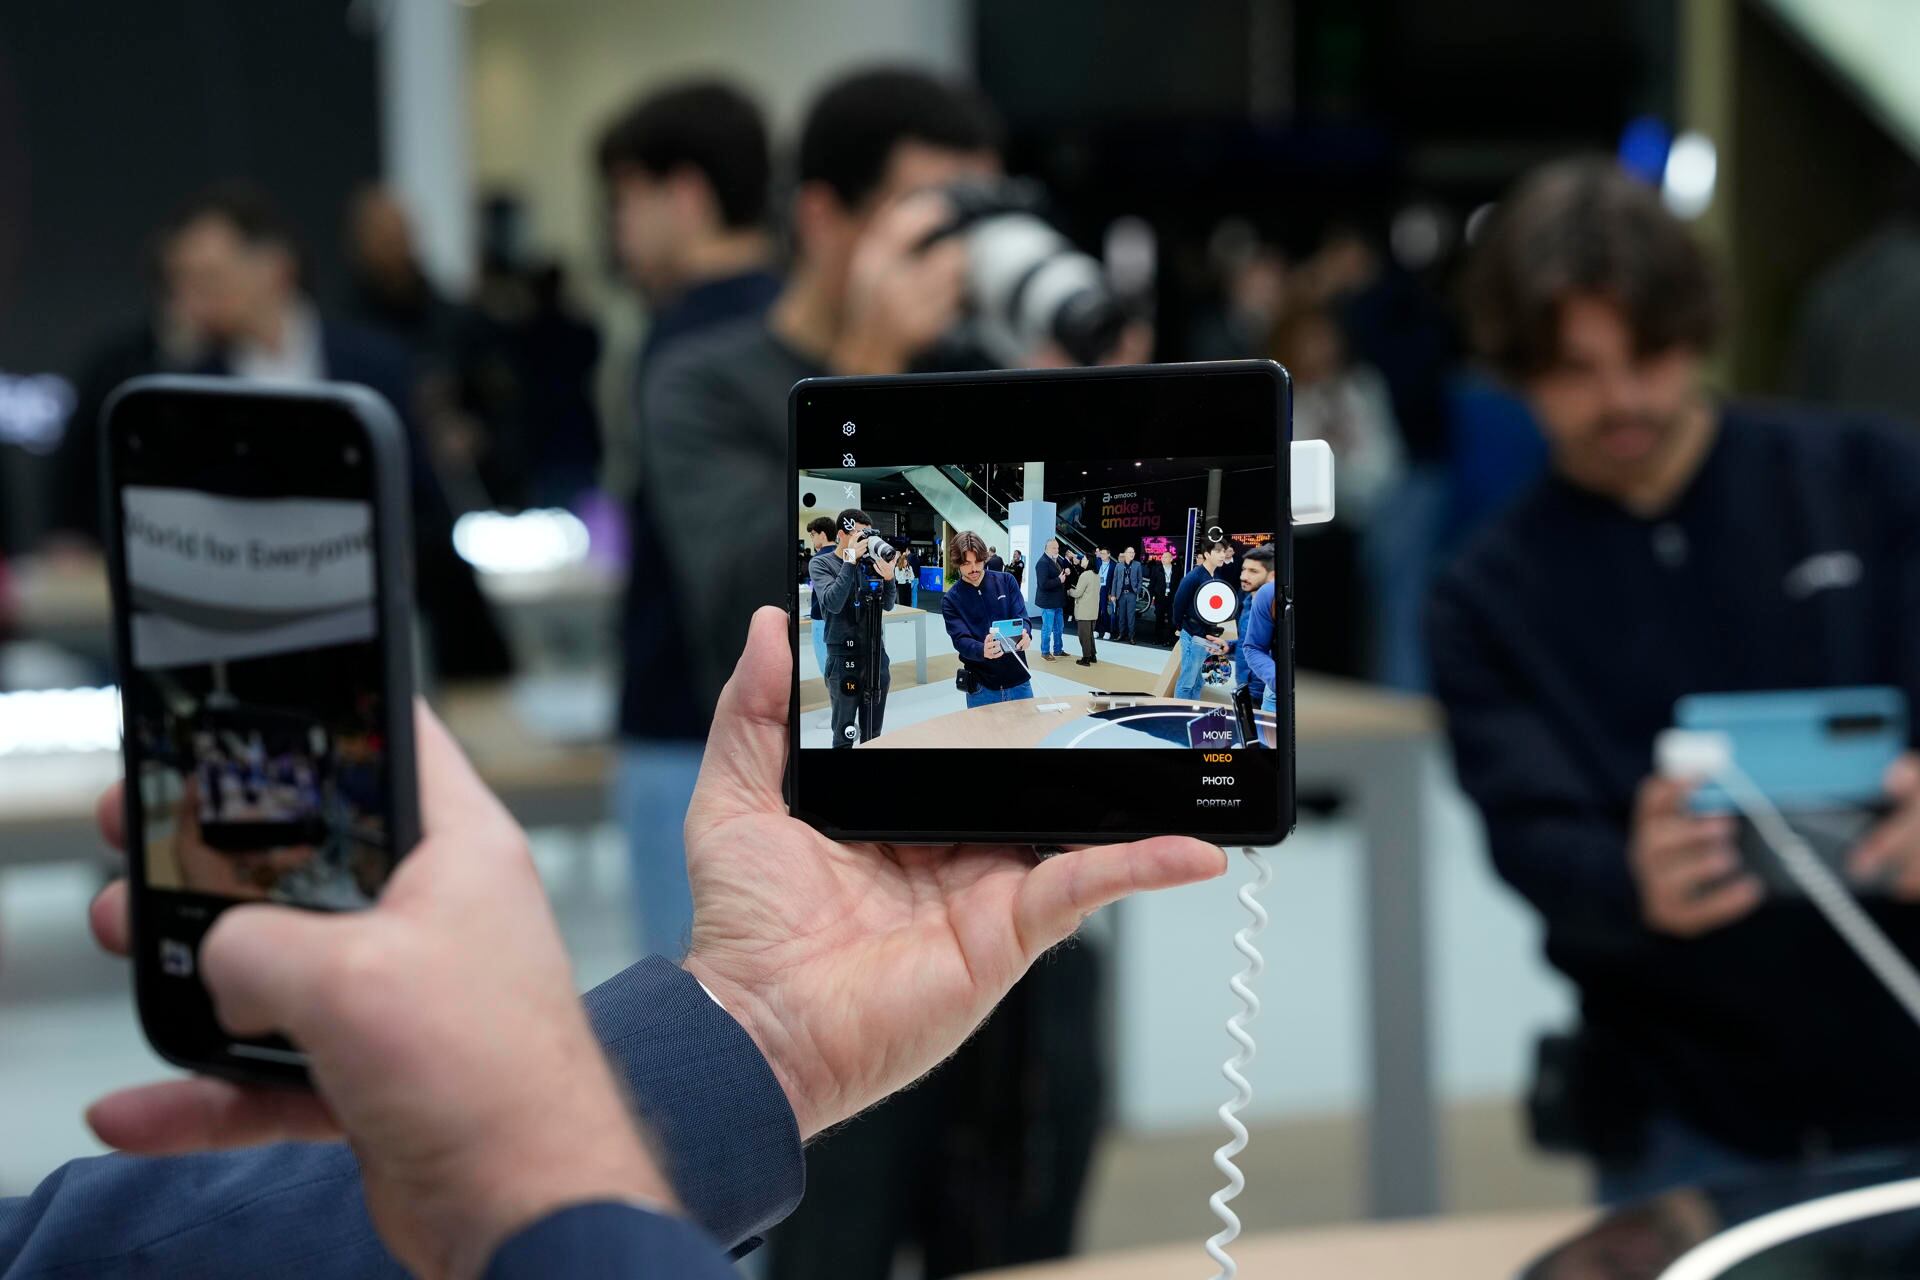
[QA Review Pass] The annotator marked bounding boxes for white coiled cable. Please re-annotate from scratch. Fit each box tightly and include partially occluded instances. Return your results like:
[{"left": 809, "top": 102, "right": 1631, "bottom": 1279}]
[{"left": 1206, "top": 846, "right": 1271, "bottom": 1279}]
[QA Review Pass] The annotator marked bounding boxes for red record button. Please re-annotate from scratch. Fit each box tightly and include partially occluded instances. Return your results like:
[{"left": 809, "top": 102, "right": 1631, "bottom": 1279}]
[{"left": 1196, "top": 581, "right": 1237, "bottom": 624}]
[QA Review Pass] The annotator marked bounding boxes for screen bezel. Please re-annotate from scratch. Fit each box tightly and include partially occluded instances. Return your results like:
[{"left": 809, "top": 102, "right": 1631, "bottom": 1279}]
[
  {"left": 787, "top": 360, "right": 1294, "bottom": 846},
  {"left": 102, "top": 376, "right": 418, "bottom": 1083}
]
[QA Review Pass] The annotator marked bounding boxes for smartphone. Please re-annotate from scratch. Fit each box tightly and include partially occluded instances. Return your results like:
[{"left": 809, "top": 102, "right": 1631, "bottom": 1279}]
[
  {"left": 1675, "top": 687, "right": 1907, "bottom": 896},
  {"left": 787, "top": 360, "right": 1294, "bottom": 845},
  {"left": 103, "top": 376, "right": 421, "bottom": 1083},
  {"left": 1676, "top": 687, "right": 1908, "bottom": 814},
  {"left": 989, "top": 618, "right": 1026, "bottom": 645}
]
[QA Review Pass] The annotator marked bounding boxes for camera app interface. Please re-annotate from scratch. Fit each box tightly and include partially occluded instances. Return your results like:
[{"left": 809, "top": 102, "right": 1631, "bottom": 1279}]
[
  {"left": 796, "top": 452, "right": 1280, "bottom": 754},
  {"left": 119, "top": 482, "right": 394, "bottom": 918}
]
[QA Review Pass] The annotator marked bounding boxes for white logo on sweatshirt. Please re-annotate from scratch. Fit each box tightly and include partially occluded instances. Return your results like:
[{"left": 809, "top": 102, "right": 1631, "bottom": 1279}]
[{"left": 1784, "top": 551, "right": 1862, "bottom": 600}]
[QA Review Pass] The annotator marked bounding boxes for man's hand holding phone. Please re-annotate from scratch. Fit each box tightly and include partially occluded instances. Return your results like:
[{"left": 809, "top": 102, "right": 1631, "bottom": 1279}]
[
  {"left": 983, "top": 632, "right": 1004, "bottom": 660},
  {"left": 87, "top": 708, "right": 676, "bottom": 1280},
  {"left": 1847, "top": 753, "right": 1920, "bottom": 898},
  {"left": 1629, "top": 774, "right": 1763, "bottom": 937}
]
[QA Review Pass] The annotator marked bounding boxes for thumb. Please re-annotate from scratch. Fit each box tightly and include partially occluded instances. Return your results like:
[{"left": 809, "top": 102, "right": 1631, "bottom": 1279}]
[
  {"left": 688, "top": 606, "right": 791, "bottom": 824},
  {"left": 1887, "top": 752, "right": 1920, "bottom": 801},
  {"left": 199, "top": 903, "right": 358, "bottom": 1042},
  {"left": 1013, "top": 838, "right": 1227, "bottom": 961}
]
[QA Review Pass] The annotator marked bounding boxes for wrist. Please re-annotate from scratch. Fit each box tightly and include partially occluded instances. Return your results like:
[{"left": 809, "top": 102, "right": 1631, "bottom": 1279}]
[
  {"left": 453, "top": 1112, "right": 676, "bottom": 1280},
  {"left": 681, "top": 952, "right": 830, "bottom": 1140}
]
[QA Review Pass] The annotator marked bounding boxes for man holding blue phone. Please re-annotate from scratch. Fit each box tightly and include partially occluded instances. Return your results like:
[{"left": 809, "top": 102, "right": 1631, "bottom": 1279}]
[
  {"left": 1431, "top": 158, "right": 1920, "bottom": 1205},
  {"left": 943, "top": 529, "right": 1035, "bottom": 708}
]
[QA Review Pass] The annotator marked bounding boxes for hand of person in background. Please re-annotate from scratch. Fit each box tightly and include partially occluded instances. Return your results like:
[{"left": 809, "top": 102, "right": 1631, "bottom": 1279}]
[
  {"left": 1629, "top": 774, "right": 1762, "bottom": 937},
  {"left": 983, "top": 632, "right": 1004, "bottom": 660},
  {"left": 830, "top": 191, "right": 967, "bottom": 377},
  {"left": 86, "top": 708, "right": 680, "bottom": 1280},
  {"left": 1847, "top": 753, "right": 1920, "bottom": 898},
  {"left": 679, "top": 607, "right": 1226, "bottom": 1138}
]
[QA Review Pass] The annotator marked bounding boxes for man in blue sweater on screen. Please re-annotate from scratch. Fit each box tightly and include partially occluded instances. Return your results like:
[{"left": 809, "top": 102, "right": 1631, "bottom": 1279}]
[
  {"left": 1172, "top": 539, "right": 1236, "bottom": 699},
  {"left": 942, "top": 529, "right": 1035, "bottom": 706},
  {"left": 1430, "top": 158, "right": 1920, "bottom": 1204}
]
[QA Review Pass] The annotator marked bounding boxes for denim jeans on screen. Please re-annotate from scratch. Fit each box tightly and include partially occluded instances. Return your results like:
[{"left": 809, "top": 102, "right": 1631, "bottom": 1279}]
[
  {"left": 811, "top": 620, "right": 829, "bottom": 684},
  {"left": 1040, "top": 608, "right": 1065, "bottom": 655},
  {"left": 614, "top": 739, "right": 705, "bottom": 959},
  {"left": 1176, "top": 632, "right": 1209, "bottom": 700},
  {"left": 965, "top": 681, "right": 1035, "bottom": 709}
]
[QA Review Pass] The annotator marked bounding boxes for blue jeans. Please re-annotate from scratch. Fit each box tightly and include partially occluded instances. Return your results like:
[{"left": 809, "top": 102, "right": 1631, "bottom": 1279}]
[
  {"left": 1176, "top": 632, "right": 1209, "bottom": 699},
  {"left": 811, "top": 619, "right": 828, "bottom": 682},
  {"left": 614, "top": 739, "right": 704, "bottom": 959},
  {"left": 1261, "top": 684, "right": 1276, "bottom": 714},
  {"left": 966, "top": 680, "right": 1035, "bottom": 709},
  {"left": 1040, "top": 608, "right": 1065, "bottom": 654}
]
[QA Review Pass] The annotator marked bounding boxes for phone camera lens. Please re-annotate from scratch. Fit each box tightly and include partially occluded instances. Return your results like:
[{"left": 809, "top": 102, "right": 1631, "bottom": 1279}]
[
  {"left": 128, "top": 436, "right": 142, "bottom": 452},
  {"left": 344, "top": 447, "right": 361, "bottom": 466},
  {"left": 235, "top": 441, "right": 249, "bottom": 457}
]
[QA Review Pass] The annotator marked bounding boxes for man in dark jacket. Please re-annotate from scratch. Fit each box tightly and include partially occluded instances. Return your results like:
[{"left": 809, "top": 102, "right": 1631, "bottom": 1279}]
[
  {"left": 811, "top": 508, "right": 898, "bottom": 745},
  {"left": 1110, "top": 545, "right": 1142, "bottom": 643},
  {"left": 1431, "top": 158, "right": 1920, "bottom": 1203},
  {"left": 942, "top": 529, "right": 1033, "bottom": 706},
  {"left": 1033, "top": 536, "right": 1068, "bottom": 659}
]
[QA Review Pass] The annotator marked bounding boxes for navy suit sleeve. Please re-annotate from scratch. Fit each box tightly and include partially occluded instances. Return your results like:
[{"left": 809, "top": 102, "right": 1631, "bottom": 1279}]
[
  {"left": 0, "top": 959, "right": 802, "bottom": 1278},
  {"left": 485, "top": 1203, "right": 735, "bottom": 1280}
]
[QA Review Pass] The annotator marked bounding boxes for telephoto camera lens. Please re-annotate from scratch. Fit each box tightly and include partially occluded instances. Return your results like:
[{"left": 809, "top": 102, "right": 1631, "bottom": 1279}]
[{"left": 931, "top": 179, "right": 1129, "bottom": 368}]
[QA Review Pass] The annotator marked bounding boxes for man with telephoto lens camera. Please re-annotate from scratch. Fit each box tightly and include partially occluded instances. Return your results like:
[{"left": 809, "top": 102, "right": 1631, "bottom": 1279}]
[{"left": 811, "top": 507, "right": 898, "bottom": 747}]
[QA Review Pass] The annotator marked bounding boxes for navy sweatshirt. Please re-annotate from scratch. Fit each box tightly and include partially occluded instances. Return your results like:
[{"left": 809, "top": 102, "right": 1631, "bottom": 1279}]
[
  {"left": 1429, "top": 402, "right": 1920, "bottom": 1158},
  {"left": 942, "top": 569, "right": 1032, "bottom": 690},
  {"left": 1172, "top": 566, "right": 1226, "bottom": 639}
]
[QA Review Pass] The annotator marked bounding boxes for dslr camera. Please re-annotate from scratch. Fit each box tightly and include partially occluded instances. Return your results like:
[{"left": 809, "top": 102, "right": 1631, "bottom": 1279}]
[
  {"left": 857, "top": 529, "right": 898, "bottom": 564},
  {"left": 923, "top": 178, "right": 1130, "bottom": 368}
]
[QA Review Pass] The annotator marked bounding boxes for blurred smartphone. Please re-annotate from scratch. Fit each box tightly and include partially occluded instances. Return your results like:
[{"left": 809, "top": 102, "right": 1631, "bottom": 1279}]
[
  {"left": 989, "top": 618, "right": 1025, "bottom": 646},
  {"left": 103, "top": 375, "right": 421, "bottom": 1084},
  {"left": 1676, "top": 687, "right": 1907, "bottom": 895}
]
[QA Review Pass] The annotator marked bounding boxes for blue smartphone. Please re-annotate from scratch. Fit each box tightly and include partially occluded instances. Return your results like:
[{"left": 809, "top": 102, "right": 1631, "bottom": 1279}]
[
  {"left": 990, "top": 618, "right": 1025, "bottom": 645},
  {"left": 1675, "top": 687, "right": 1908, "bottom": 815}
]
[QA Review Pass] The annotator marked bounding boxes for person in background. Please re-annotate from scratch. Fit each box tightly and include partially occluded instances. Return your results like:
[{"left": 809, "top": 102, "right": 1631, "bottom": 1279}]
[
  {"left": 1110, "top": 545, "right": 1142, "bottom": 644},
  {"left": 1243, "top": 575, "right": 1281, "bottom": 715},
  {"left": 639, "top": 70, "right": 1124, "bottom": 1277},
  {"left": 904, "top": 544, "right": 923, "bottom": 606},
  {"left": 1033, "top": 536, "right": 1068, "bottom": 661},
  {"left": 597, "top": 77, "right": 780, "bottom": 959},
  {"left": 163, "top": 181, "right": 511, "bottom": 681},
  {"left": 1172, "top": 539, "right": 1234, "bottom": 699},
  {"left": 805, "top": 515, "right": 835, "bottom": 689},
  {"left": 343, "top": 185, "right": 461, "bottom": 364},
  {"left": 1432, "top": 157, "right": 1920, "bottom": 1203},
  {"left": 1007, "top": 546, "right": 1025, "bottom": 586},
  {"left": 1069, "top": 552, "right": 1101, "bottom": 666},
  {"left": 1234, "top": 544, "right": 1275, "bottom": 706},
  {"left": 1148, "top": 549, "right": 1178, "bottom": 644},
  {"left": 986, "top": 545, "right": 1004, "bottom": 573},
  {"left": 942, "top": 529, "right": 1033, "bottom": 707},
  {"left": 1094, "top": 545, "right": 1114, "bottom": 639},
  {"left": 812, "top": 508, "right": 897, "bottom": 747}
]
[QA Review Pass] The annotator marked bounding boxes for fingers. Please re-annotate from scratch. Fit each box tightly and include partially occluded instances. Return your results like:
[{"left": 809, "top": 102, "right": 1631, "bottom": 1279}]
[
  {"left": 1851, "top": 805, "right": 1920, "bottom": 893},
  {"left": 1014, "top": 837, "right": 1227, "bottom": 960},
  {"left": 1653, "top": 874, "right": 1765, "bottom": 938},
  {"left": 90, "top": 878, "right": 130, "bottom": 957},
  {"left": 199, "top": 904, "right": 350, "bottom": 1041},
  {"left": 95, "top": 782, "right": 125, "bottom": 852},
  {"left": 1888, "top": 752, "right": 1920, "bottom": 801},
  {"left": 87, "top": 1078, "right": 337, "bottom": 1154},
  {"left": 868, "top": 190, "right": 954, "bottom": 255},
  {"left": 688, "top": 607, "right": 791, "bottom": 824},
  {"left": 1634, "top": 774, "right": 1692, "bottom": 825}
]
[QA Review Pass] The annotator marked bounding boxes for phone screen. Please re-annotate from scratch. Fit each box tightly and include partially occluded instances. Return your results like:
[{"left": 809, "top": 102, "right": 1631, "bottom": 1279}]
[
  {"left": 789, "top": 362, "right": 1292, "bottom": 844},
  {"left": 106, "top": 382, "right": 414, "bottom": 1076}
]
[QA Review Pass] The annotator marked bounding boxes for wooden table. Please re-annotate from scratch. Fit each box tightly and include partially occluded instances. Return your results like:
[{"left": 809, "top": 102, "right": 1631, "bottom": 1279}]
[
  {"left": 969, "top": 1210, "right": 1592, "bottom": 1279},
  {"left": 798, "top": 604, "right": 935, "bottom": 686}
]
